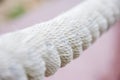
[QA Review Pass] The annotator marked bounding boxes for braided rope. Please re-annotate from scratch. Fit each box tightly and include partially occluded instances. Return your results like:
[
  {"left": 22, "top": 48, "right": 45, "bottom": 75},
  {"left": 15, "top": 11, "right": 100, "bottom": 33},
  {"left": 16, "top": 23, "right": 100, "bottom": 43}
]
[{"left": 0, "top": 0, "right": 119, "bottom": 80}]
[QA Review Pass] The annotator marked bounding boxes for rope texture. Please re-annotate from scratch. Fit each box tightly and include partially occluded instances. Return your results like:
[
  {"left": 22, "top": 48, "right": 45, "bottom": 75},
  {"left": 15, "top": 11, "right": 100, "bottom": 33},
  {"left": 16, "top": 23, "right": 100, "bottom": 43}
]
[{"left": 0, "top": 0, "right": 119, "bottom": 80}]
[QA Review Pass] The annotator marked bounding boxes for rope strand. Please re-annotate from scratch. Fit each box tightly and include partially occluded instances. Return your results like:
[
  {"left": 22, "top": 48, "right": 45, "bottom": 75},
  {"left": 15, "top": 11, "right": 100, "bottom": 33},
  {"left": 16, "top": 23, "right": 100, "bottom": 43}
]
[{"left": 0, "top": 0, "right": 119, "bottom": 80}]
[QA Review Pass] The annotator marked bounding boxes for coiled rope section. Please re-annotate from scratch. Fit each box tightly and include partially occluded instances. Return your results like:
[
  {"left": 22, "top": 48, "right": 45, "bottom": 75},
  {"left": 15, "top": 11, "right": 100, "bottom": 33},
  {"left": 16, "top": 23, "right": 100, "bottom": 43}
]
[{"left": 0, "top": 0, "right": 119, "bottom": 80}]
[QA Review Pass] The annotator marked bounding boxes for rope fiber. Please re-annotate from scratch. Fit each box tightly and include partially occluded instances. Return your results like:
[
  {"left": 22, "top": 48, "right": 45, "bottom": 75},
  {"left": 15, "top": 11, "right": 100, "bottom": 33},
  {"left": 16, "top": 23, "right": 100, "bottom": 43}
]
[{"left": 0, "top": 0, "right": 119, "bottom": 80}]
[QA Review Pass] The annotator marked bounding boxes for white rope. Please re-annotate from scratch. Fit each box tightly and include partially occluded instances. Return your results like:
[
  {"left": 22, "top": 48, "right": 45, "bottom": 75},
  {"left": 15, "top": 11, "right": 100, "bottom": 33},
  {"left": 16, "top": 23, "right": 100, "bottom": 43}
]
[{"left": 0, "top": 0, "right": 119, "bottom": 80}]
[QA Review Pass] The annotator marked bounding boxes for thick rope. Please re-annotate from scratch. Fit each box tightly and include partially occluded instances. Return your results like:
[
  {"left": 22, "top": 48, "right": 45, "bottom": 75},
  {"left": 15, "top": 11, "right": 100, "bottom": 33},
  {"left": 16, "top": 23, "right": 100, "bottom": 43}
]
[{"left": 0, "top": 0, "right": 119, "bottom": 80}]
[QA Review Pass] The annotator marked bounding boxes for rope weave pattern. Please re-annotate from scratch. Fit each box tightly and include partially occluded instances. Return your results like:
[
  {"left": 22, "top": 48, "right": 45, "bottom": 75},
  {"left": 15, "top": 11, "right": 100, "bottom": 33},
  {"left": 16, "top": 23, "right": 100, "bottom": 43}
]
[{"left": 0, "top": 0, "right": 119, "bottom": 80}]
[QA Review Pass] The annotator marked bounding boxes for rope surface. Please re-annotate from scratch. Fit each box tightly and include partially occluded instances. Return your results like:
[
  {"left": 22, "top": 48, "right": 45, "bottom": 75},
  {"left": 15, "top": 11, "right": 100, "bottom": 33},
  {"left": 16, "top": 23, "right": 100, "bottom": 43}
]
[{"left": 0, "top": 0, "right": 119, "bottom": 80}]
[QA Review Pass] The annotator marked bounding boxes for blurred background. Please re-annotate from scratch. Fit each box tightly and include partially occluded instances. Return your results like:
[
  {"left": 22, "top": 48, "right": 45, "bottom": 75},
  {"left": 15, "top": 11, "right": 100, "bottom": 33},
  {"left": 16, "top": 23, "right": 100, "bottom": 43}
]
[
  {"left": 0, "top": 0, "right": 120, "bottom": 80},
  {"left": 0, "top": 0, "right": 82, "bottom": 34}
]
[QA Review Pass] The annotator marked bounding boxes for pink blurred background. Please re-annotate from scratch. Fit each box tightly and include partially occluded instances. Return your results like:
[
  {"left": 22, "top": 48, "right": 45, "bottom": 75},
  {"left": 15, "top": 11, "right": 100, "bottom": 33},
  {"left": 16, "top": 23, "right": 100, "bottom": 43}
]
[{"left": 0, "top": 0, "right": 120, "bottom": 80}]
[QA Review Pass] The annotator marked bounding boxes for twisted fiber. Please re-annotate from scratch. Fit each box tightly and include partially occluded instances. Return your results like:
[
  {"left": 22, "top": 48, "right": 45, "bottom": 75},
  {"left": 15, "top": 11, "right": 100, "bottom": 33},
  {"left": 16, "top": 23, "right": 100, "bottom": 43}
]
[{"left": 0, "top": 0, "right": 119, "bottom": 80}]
